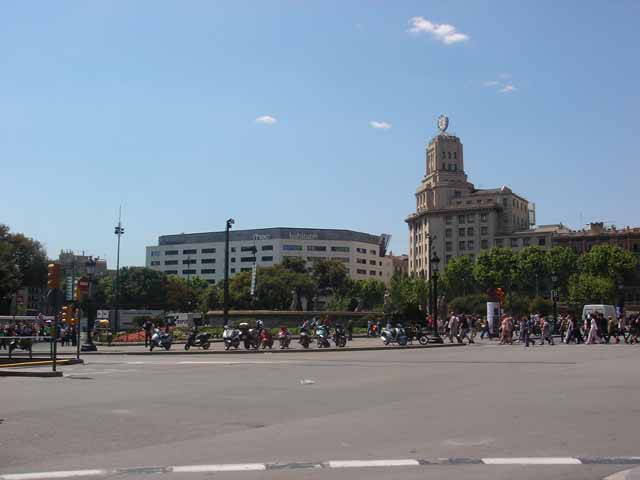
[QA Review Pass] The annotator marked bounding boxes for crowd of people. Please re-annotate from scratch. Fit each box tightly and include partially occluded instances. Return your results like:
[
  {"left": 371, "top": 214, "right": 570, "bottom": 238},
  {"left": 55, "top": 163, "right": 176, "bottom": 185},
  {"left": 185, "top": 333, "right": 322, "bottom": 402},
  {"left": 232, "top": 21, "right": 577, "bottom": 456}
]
[{"left": 0, "top": 320, "right": 79, "bottom": 349}]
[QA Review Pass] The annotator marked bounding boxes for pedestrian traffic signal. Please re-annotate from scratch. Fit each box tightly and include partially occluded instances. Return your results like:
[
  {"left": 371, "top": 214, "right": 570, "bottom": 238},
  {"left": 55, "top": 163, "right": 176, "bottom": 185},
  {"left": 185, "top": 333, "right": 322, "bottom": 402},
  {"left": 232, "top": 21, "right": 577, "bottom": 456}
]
[{"left": 47, "top": 263, "right": 61, "bottom": 289}]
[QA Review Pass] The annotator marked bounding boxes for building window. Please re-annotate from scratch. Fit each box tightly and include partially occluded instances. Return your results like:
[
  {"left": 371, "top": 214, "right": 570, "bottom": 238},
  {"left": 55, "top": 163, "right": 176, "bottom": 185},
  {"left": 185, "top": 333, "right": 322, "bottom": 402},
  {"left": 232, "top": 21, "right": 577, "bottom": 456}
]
[
  {"left": 202, "top": 248, "right": 216, "bottom": 254},
  {"left": 481, "top": 226, "right": 488, "bottom": 236},
  {"left": 283, "top": 244, "right": 303, "bottom": 251},
  {"left": 495, "top": 239, "right": 504, "bottom": 247},
  {"left": 446, "top": 241, "right": 453, "bottom": 252},
  {"left": 231, "top": 247, "right": 236, "bottom": 252},
  {"left": 183, "top": 249, "right": 197, "bottom": 255},
  {"left": 150, "top": 261, "right": 160, "bottom": 266},
  {"left": 523, "top": 238, "right": 531, "bottom": 246},
  {"left": 481, "top": 239, "right": 489, "bottom": 249},
  {"left": 458, "top": 228, "right": 465, "bottom": 237},
  {"left": 468, "top": 240, "right": 475, "bottom": 250},
  {"left": 442, "top": 151, "right": 446, "bottom": 159},
  {"left": 262, "top": 245, "right": 273, "bottom": 251},
  {"left": 458, "top": 215, "right": 466, "bottom": 224},
  {"left": 231, "top": 258, "right": 236, "bottom": 263},
  {"left": 467, "top": 214, "right": 475, "bottom": 223},
  {"left": 369, "top": 270, "right": 377, "bottom": 276},
  {"left": 230, "top": 268, "right": 236, "bottom": 273},
  {"left": 261, "top": 256, "right": 273, "bottom": 262},
  {"left": 369, "top": 260, "right": 377, "bottom": 265},
  {"left": 150, "top": 251, "right": 161, "bottom": 257},
  {"left": 357, "top": 269, "right": 367, "bottom": 275},
  {"left": 538, "top": 237, "right": 547, "bottom": 246},
  {"left": 356, "top": 247, "right": 367, "bottom": 254},
  {"left": 481, "top": 213, "right": 488, "bottom": 223},
  {"left": 370, "top": 249, "right": 376, "bottom": 255},
  {"left": 307, "top": 245, "right": 327, "bottom": 252},
  {"left": 240, "top": 256, "right": 256, "bottom": 262},
  {"left": 164, "top": 260, "right": 178, "bottom": 266},
  {"left": 201, "top": 269, "right": 216, "bottom": 274},
  {"left": 331, "top": 246, "right": 350, "bottom": 252},
  {"left": 241, "top": 268, "right": 252, "bottom": 272},
  {"left": 182, "top": 259, "right": 196, "bottom": 265},
  {"left": 165, "top": 250, "right": 179, "bottom": 256},
  {"left": 165, "top": 270, "right": 177, "bottom": 275},
  {"left": 201, "top": 258, "right": 215, "bottom": 264},
  {"left": 356, "top": 258, "right": 367, "bottom": 264},
  {"left": 467, "top": 227, "right": 474, "bottom": 236},
  {"left": 332, "top": 257, "right": 350, "bottom": 263},
  {"left": 454, "top": 152, "right": 457, "bottom": 159},
  {"left": 502, "top": 198, "right": 508, "bottom": 207},
  {"left": 459, "top": 241, "right": 466, "bottom": 251},
  {"left": 454, "top": 191, "right": 461, "bottom": 198},
  {"left": 445, "top": 216, "right": 453, "bottom": 225},
  {"left": 241, "top": 246, "right": 256, "bottom": 252},
  {"left": 445, "top": 229, "right": 452, "bottom": 238},
  {"left": 182, "top": 269, "right": 196, "bottom": 275}
]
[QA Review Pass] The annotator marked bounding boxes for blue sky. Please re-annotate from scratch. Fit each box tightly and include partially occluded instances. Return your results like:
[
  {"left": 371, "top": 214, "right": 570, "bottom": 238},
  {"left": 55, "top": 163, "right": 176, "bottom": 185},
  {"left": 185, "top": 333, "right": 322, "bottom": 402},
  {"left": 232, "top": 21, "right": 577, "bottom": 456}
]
[{"left": 2, "top": 1, "right": 639, "bottom": 267}]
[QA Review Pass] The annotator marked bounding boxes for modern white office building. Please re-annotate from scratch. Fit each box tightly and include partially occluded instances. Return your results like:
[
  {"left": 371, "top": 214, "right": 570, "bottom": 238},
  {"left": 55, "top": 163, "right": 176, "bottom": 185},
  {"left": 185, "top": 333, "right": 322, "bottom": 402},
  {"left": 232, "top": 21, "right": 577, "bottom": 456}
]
[{"left": 146, "top": 227, "right": 394, "bottom": 284}]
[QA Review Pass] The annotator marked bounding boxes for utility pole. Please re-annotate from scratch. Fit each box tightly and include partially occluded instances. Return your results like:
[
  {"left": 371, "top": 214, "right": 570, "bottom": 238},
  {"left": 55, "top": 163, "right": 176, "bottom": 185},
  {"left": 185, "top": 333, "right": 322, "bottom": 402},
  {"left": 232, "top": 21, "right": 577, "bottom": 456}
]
[
  {"left": 223, "top": 218, "right": 234, "bottom": 327},
  {"left": 114, "top": 207, "right": 125, "bottom": 336}
]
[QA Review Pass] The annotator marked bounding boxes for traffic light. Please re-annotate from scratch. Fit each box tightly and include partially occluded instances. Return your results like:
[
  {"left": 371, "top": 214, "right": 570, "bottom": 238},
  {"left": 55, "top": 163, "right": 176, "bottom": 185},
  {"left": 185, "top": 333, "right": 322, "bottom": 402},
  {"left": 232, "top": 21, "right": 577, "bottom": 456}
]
[
  {"left": 61, "top": 305, "right": 71, "bottom": 324},
  {"left": 496, "top": 288, "right": 505, "bottom": 304},
  {"left": 47, "top": 263, "right": 61, "bottom": 289}
]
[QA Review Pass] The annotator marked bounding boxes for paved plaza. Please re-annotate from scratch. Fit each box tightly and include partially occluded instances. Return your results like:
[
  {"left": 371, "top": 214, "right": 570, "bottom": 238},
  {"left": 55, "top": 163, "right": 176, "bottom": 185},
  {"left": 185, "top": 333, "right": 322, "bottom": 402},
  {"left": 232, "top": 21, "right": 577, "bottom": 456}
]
[{"left": 1, "top": 341, "right": 639, "bottom": 480}]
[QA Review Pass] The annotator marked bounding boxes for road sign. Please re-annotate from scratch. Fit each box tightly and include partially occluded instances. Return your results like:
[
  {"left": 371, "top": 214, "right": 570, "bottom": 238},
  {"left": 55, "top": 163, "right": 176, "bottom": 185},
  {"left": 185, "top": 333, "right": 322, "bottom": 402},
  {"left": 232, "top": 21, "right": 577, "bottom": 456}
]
[{"left": 77, "top": 277, "right": 89, "bottom": 293}]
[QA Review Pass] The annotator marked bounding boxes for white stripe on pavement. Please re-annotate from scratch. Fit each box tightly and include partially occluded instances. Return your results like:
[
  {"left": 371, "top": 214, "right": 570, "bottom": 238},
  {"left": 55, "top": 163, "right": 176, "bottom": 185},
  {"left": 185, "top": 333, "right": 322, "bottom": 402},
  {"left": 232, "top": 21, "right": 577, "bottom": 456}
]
[
  {"left": 171, "top": 464, "right": 266, "bottom": 473},
  {"left": 0, "top": 470, "right": 107, "bottom": 480},
  {"left": 482, "top": 457, "right": 582, "bottom": 465},
  {"left": 329, "top": 459, "right": 420, "bottom": 468}
]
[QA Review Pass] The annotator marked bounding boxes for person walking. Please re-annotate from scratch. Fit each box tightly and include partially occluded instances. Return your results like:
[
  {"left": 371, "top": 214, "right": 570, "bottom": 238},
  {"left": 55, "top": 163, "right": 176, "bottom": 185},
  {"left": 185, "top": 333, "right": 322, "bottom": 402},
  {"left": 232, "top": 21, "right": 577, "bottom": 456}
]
[
  {"left": 346, "top": 318, "right": 353, "bottom": 341},
  {"left": 586, "top": 315, "right": 599, "bottom": 344},
  {"left": 469, "top": 315, "right": 478, "bottom": 343},
  {"left": 448, "top": 313, "right": 460, "bottom": 343},
  {"left": 540, "top": 316, "right": 554, "bottom": 345},
  {"left": 143, "top": 319, "right": 154, "bottom": 347},
  {"left": 522, "top": 316, "right": 534, "bottom": 347},
  {"left": 458, "top": 315, "right": 473, "bottom": 344},
  {"left": 608, "top": 316, "right": 619, "bottom": 344},
  {"left": 480, "top": 317, "right": 491, "bottom": 339}
]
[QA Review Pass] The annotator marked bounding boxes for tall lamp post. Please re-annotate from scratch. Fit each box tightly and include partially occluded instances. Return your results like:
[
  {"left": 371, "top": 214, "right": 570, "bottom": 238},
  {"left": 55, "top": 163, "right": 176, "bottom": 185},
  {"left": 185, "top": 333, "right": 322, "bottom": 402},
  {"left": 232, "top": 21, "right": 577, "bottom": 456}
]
[
  {"left": 431, "top": 252, "right": 443, "bottom": 343},
  {"left": 617, "top": 281, "right": 625, "bottom": 318},
  {"left": 425, "top": 233, "right": 432, "bottom": 317},
  {"left": 81, "top": 257, "right": 98, "bottom": 352},
  {"left": 551, "top": 271, "right": 558, "bottom": 328},
  {"left": 113, "top": 210, "right": 124, "bottom": 336},
  {"left": 223, "top": 218, "right": 234, "bottom": 327}
]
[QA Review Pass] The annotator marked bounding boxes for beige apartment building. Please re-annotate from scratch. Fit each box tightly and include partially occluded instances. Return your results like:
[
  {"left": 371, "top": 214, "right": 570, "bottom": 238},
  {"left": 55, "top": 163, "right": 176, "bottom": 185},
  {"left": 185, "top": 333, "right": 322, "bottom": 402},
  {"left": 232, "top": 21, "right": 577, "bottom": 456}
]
[{"left": 406, "top": 116, "right": 567, "bottom": 276}]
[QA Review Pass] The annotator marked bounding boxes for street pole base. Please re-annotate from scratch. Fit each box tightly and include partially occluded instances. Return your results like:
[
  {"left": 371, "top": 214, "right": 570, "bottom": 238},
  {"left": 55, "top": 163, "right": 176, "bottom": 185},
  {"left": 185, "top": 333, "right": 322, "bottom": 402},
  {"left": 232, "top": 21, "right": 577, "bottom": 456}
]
[
  {"left": 81, "top": 344, "right": 98, "bottom": 352},
  {"left": 430, "top": 335, "right": 444, "bottom": 344}
]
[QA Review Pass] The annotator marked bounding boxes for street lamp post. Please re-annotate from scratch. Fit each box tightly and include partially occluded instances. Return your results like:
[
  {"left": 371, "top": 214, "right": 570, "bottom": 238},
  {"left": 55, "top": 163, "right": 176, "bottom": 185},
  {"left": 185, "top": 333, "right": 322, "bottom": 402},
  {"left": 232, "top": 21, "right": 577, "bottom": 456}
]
[
  {"left": 617, "top": 281, "right": 625, "bottom": 318},
  {"left": 81, "top": 257, "right": 98, "bottom": 352},
  {"left": 113, "top": 210, "right": 124, "bottom": 337},
  {"left": 426, "top": 233, "right": 432, "bottom": 317},
  {"left": 223, "top": 218, "right": 234, "bottom": 327},
  {"left": 551, "top": 271, "right": 558, "bottom": 328},
  {"left": 430, "top": 252, "right": 443, "bottom": 343}
]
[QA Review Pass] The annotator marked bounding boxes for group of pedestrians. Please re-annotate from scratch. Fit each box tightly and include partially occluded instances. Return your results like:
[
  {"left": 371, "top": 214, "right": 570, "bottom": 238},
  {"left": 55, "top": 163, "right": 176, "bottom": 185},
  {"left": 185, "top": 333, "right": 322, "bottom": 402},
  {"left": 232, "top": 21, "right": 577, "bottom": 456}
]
[{"left": 441, "top": 313, "right": 478, "bottom": 344}]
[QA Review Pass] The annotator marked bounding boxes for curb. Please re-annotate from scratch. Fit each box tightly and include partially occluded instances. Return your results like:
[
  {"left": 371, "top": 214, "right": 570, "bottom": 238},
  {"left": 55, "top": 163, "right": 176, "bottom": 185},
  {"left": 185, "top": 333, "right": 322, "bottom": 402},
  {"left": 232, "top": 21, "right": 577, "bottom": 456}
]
[
  {"left": 0, "top": 358, "right": 84, "bottom": 369},
  {"left": 67, "top": 343, "right": 466, "bottom": 356},
  {"left": 0, "top": 370, "right": 64, "bottom": 378},
  {"left": 2, "top": 457, "right": 639, "bottom": 479}
]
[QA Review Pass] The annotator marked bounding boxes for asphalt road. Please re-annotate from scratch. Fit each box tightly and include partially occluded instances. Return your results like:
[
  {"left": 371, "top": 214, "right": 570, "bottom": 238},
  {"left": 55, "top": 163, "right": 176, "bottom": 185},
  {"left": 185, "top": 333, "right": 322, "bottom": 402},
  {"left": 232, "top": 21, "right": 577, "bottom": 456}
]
[{"left": 2, "top": 342, "right": 639, "bottom": 480}]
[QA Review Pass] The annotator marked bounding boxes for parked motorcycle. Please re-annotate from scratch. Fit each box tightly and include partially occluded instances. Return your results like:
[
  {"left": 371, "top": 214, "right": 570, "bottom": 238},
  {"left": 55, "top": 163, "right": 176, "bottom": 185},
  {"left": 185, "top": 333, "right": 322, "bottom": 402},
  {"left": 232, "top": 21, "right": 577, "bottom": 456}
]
[
  {"left": 299, "top": 325, "right": 311, "bottom": 349},
  {"left": 238, "top": 322, "right": 259, "bottom": 350},
  {"left": 381, "top": 324, "right": 408, "bottom": 346},
  {"left": 411, "top": 324, "right": 430, "bottom": 345},
  {"left": 316, "top": 324, "right": 331, "bottom": 348},
  {"left": 8, "top": 337, "right": 32, "bottom": 354},
  {"left": 260, "top": 328, "right": 274, "bottom": 349},
  {"left": 222, "top": 325, "right": 241, "bottom": 350},
  {"left": 184, "top": 329, "right": 211, "bottom": 350},
  {"left": 149, "top": 328, "right": 173, "bottom": 351},
  {"left": 278, "top": 326, "right": 291, "bottom": 349},
  {"left": 333, "top": 324, "right": 347, "bottom": 347}
]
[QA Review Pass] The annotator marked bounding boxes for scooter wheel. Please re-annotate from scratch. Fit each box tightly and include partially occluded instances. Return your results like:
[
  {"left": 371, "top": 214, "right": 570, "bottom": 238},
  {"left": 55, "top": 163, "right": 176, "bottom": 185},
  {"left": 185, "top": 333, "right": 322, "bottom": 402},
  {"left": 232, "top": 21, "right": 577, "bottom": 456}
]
[
  {"left": 165, "top": 344, "right": 171, "bottom": 351},
  {"left": 202, "top": 341, "right": 210, "bottom": 350},
  {"left": 383, "top": 339, "right": 390, "bottom": 346},
  {"left": 225, "top": 344, "right": 230, "bottom": 350},
  {"left": 184, "top": 344, "right": 190, "bottom": 351},
  {"left": 419, "top": 336, "right": 429, "bottom": 345},
  {"left": 150, "top": 345, "right": 154, "bottom": 351}
]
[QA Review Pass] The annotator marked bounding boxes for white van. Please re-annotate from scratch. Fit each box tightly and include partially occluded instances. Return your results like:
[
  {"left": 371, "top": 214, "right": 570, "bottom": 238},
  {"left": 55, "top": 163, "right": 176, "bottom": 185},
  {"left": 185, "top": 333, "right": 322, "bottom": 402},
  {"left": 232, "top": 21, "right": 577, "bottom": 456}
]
[{"left": 582, "top": 304, "right": 617, "bottom": 320}]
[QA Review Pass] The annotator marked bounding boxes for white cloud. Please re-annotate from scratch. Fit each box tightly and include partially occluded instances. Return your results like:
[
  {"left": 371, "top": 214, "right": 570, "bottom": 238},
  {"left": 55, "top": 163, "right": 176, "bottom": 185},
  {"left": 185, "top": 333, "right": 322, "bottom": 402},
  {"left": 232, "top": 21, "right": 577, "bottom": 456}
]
[
  {"left": 408, "top": 16, "right": 469, "bottom": 45},
  {"left": 369, "top": 121, "right": 392, "bottom": 130},
  {"left": 255, "top": 115, "right": 277, "bottom": 125},
  {"left": 499, "top": 84, "right": 517, "bottom": 93}
]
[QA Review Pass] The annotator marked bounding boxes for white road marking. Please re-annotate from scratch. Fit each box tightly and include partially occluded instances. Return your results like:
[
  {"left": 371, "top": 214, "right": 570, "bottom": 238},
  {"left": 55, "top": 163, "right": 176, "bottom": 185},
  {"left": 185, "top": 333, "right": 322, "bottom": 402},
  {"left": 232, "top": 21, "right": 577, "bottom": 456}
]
[
  {"left": 0, "top": 469, "right": 106, "bottom": 480},
  {"left": 329, "top": 459, "right": 420, "bottom": 468},
  {"left": 482, "top": 457, "right": 582, "bottom": 465},
  {"left": 171, "top": 464, "right": 266, "bottom": 472}
]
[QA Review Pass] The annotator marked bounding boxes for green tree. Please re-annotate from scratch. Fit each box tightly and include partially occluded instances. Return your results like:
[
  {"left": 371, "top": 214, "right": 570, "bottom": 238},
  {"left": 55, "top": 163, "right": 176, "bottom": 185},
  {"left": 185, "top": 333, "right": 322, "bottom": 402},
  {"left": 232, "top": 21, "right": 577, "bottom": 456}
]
[
  {"left": 441, "top": 256, "right": 475, "bottom": 298},
  {"left": 578, "top": 244, "right": 637, "bottom": 283},
  {"left": 568, "top": 273, "right": 615, "bottom": 305},
  {"left": 388, "top": 273, "right": 428, "bottom": 320},
  {"left": 164, "top": 275, "right": 199, "bottom": 312},
  {"left": 226, "top": 271, "right": 253, "bottom": 309},
  {"left": 117, "top": 267, "right": 166, "bottom": 309},
  {"left": 515, "top": 246, "right": 549, "bottom": 296},
  {"left": 547, "top": 246, "right": 579, "bottom": 295},
  {"left": 473, "top": 248, "right": 518, "bottom": 290},
  {"left": 198, "top": 283, "right": 220, "bottom": 312},
  {"left": 281, "top": 256, "right": 307, "bottom": 274},
  {"left": 312, "top": 259, "right": 349, "bottom": 294}
]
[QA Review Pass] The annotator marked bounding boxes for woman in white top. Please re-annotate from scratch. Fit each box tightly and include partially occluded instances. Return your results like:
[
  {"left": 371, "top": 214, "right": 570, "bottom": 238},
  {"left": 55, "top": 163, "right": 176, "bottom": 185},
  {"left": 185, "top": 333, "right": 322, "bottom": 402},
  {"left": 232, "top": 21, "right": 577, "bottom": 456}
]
[{"left": 586, "top": 315, "right": 599, "bottom": 344}]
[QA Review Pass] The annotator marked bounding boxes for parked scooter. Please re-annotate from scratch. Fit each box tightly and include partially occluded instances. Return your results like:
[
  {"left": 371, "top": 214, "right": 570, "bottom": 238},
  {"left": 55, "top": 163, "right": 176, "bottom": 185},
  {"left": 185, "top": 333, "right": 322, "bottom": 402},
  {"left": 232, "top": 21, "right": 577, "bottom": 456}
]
[
  {"left": 278, "top": 326, "right": 292, "bottom": 349},
  {"left": 299, "top": 324, "right": 311, "bottom": 349},
  {"left": 184, "top": 328, "right": 211, "bottom": 350},
  {"left": 260, "top": 328, "right": 274, "bottom": 349},
  {"left": 149, "top": 328, "right": 173, "bottom": 351},
  {"left": 333, "top": 324, "right": 347, "bottom": 347},
  {"left": 222, "top": 325, "right": 241, "bottom": 350},
  {"left": 8, "top": 337, "right": 32, "bottom": 354},
  {"left": 238, "top": 322, "right": 259, "bottom": 350},
  {"left": 316, "top": 324, "right": 331, "bottom": 348},
  {"left": 381, "top": 324, "right": 408, "bottom": 346}
]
